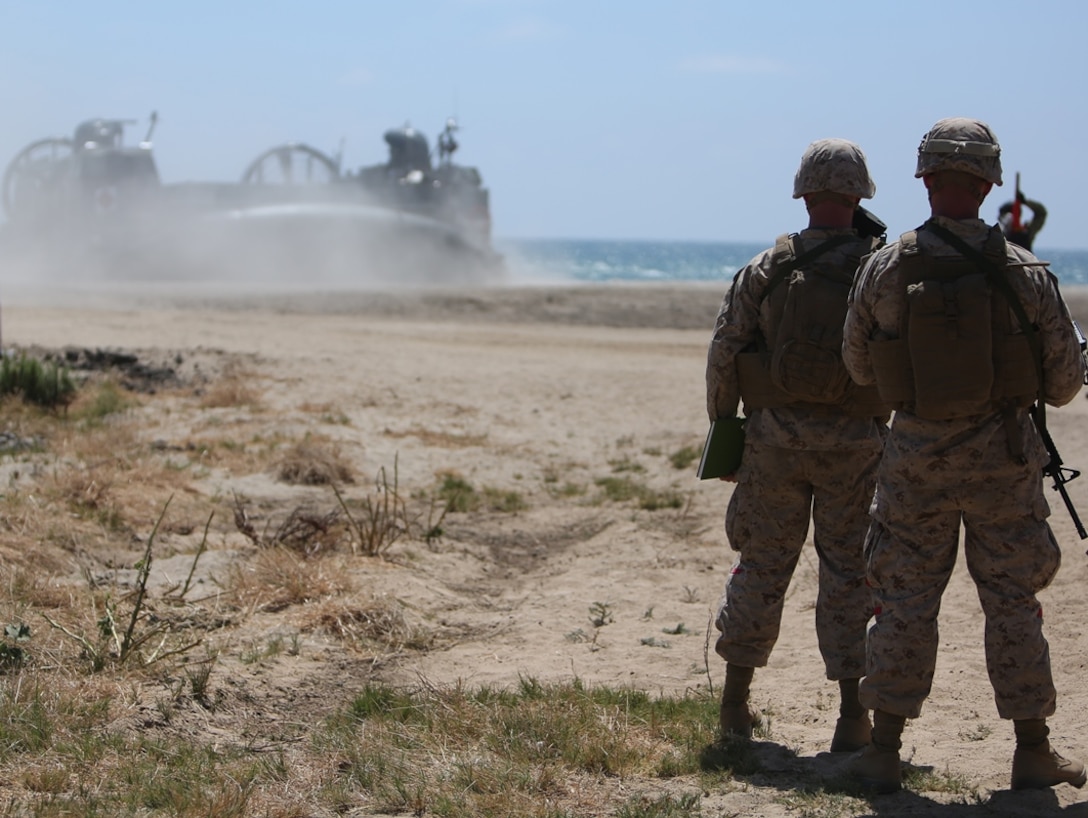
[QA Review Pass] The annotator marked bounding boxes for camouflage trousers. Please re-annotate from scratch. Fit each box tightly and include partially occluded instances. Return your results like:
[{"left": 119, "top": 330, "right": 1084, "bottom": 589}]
[
  {"left": 715, "top": 439, "right": 880, "bottom": 679},
  {"left": 861, "top": 440, "right": 1061, "bottom": 721}
]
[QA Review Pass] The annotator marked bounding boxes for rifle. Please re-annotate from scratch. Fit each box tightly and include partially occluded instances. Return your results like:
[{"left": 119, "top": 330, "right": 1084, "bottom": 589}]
[
  {"left": 1030, "top": 404, "right": 1088, "bottom": 544},
  {"left": 852, "top": 206, "right": 887, "bottom": 240},
  {"left": 928, "top": 221, "right": 1088, "bottom": 548}
]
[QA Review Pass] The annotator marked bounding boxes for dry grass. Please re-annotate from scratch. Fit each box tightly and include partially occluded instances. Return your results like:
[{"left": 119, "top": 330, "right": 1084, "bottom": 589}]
[
  {"left": 232, "top": 495, "right": 350, "bottom": 556},
  {"left": 301, "top": 596, "right": 433, "bottom": 654},
  {"left": 198, "top": 364, "right": 264, "bottom": 409},
  {"left": 223, "top": 546, "right": 356, "bottom": 612},
  {"left": 33, "top": 415, "right": 204, "bottom": 550},
  {"left": 274, "top": 435, "right": 356, "bottom": 485},
  {"left": 383, "top": 425, "right": 488, "bottom": 448},
  {"left": 0, "top": 346, "right": 829, "bottom": 818},
  {"left": 297, "top": 400, "right": 352, "bottom": 424},
  {"left": 180, "top": 431, "right": 285, "bottom": 477}
]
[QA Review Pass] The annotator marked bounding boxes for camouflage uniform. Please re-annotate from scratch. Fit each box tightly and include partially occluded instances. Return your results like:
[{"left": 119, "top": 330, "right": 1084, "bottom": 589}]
[
  {"left": 843, "top": 218, "right": 1085, "bottom": 720},
  {"left": 708, "top": 229, "right": 887, "bottom": 679}
]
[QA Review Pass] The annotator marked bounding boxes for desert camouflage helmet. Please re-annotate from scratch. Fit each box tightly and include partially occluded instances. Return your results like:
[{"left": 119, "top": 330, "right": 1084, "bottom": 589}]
[
  {"left": 915, "top": 117, "right": 1003, "bottom": 185},
  {"left": 792, "top": 138, "right": 876, "bottom": 200}
]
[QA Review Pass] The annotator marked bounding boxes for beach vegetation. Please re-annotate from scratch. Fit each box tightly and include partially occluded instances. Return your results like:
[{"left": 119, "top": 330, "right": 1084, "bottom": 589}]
[
  {"left": 902, "top": 764, "right": 980, "bottom": 797},
  {"left": 71, "top": 378, "right": 129, "bottom": 421},
  {"left": 546, "top": 477, "right": 586, "bottom": 498},
  {"left": 669, "top": 444, "right": 700, "bottom": 470},
  {"left": 436, "top": 470, "right": 479, "bottom": 512},
  {"left": 198, "top": 362, "right": 263, "bottom": 409},
  {"left": 184, "top": 431, "right": 286, "bottom": 476},
  {"left": 224, "top": 543, "right": 355, "bottom": 609},
  {"left": 385, "top": 425, "right": 488, "bottom": 447},
  {"left": 0, "top": 337, "right": 964, "bottom": 817},
  {"left": 40, "top": 498, "right": 206, "bottom": 672},
  {"left": 609, "top": 455, "right": 646, "bottom": 473},
  {"left": 434, "top": 471, "right": 527, "bottom": 514},
  {"left": 0, "top": 352, "right": 76, "bottom": 410},
  {"left": 589, "top": 601, "right": 614, "bottom": 627},
  {"left": 958, "top": 722, "right": 993, "bottom": 742},
  {"left": 774, "top": 789, "right": 871, "bottom": 818},
  {"left": 612, "top": 791, "right": 703, "bottom": 817},
  {"left": 481, "top": 485, "right": 527, "bottom": 512},
  {"left": 298, "top": 400, "right": 352, "bottom": 425},
  {"left": 0, "top": 673, "right": 752, "bottom": 817},
  {"left": 275, "top": 433, "right": 355, "bottom": 485},
  {"left": 594, "top": 476, "right": 684, "bottom": 510},
  {"left": 333, "top": 461, "right": 409, "bottom": 556}
]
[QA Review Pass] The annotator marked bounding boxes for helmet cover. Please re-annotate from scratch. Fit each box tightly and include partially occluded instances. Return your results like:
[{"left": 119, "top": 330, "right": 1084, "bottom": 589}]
[
  {"left": 792, "top": 138, "right": 876, "bottom": 200},
  {"left": 915, "top": 117, "right": 1002, "bottom": 185}
]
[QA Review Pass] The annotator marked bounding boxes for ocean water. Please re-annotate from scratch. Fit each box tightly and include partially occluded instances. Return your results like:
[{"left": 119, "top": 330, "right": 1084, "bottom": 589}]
[{"left": 499, "top": 238, "right": 1088, "bottom": 289}]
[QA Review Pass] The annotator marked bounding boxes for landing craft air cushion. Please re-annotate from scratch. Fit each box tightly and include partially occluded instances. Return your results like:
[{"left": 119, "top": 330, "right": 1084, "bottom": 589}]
[{"left": 0, "top": 113, "right": 503, "bottom": 285}]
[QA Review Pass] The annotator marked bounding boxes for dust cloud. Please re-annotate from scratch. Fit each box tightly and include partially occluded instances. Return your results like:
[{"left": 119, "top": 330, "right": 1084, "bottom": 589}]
[{"left": 0, "top": 115, "right": 509, "bottom": 308}]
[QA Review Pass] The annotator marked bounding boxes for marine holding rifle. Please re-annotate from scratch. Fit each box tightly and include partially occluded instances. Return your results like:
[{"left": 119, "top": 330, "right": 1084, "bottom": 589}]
[
  {"left": 842, "top": 117, "right": 1086, "bottom": 793},
  {"left": 705, "top": 139, "right": 889, "bottom": 750}
]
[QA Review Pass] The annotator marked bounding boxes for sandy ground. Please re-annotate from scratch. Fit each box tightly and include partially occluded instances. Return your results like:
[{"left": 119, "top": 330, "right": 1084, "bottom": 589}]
[{"left": 4, "top": 279, "right": 1088, "bottom": 815}]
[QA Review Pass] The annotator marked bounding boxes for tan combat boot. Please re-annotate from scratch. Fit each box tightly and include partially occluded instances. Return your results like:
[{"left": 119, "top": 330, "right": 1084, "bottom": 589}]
[
  {"left": 720, "top": 699, "right": 762, "bottom": 739},
  {"left": 847, "top": 710, "right": 904, "bottom": 794},
  {"left": 830, "top": 678, "right": 871, "bottom": 753},
  {"left": 1011, "top": 719, "right": 1088, "bottom": 790},
  {"left": 831, "top": 712, "right": 872, "bottom": 753},
  {"left": 719, "top": 664, "right": 761, "bottom": 739}
]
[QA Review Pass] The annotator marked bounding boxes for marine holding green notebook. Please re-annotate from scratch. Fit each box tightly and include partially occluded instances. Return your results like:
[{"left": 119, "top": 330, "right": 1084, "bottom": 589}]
[{"left": 703, "top": 138, "right": 890, "bottom": 750}]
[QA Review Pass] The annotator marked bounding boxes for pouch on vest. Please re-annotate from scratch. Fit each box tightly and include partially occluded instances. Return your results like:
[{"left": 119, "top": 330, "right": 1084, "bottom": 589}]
[
  {"left": 736, "top": 350, "right": 787, "bottom": 409},
  {"left": 993, "top": 333, "right": 1038, "bottom": 406},
  {"left": 867, "top": 338, "right": 913, "bottom": 405},
  {"left": 769, "top": 267, "right": 853, "bottom": 404},
  {"left": 907, "top": 272, "right": 995, "bottom": 419}
]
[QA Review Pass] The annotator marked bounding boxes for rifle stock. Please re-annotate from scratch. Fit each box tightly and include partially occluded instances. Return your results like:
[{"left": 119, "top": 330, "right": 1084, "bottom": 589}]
[{"left": 1030, "top": 405, "right": 1088, "bottom": 545}]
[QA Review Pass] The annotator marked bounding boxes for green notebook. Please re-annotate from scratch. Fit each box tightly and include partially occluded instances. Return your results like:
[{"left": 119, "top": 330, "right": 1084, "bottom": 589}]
[{"left": 696, "top": 417, "right": 747, "bottom": 480}]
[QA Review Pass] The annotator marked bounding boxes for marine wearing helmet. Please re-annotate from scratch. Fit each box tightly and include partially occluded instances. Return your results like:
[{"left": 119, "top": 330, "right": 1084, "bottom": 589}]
[
  {"left": 842, "top": 115, "right": 1088, "bottom": 795},
  {"left": 792, "top": 138, "right": 876, "bottom": 202},
  {"left": 913, "top": 118, "right": 996, "bottom": 207}
]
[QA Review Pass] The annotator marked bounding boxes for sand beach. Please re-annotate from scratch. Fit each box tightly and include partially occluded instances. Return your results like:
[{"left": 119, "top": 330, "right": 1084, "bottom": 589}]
[{"left": 2, "top": 279, "right": 1088, "bottom": 815}]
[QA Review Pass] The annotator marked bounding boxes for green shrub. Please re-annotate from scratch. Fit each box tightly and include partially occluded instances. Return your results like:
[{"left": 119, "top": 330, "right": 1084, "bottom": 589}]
[
  {"left": 0, "top": 354, "right": 76, "bottom": 409},
  {"left": 669, "top": 445, "right": 700, "bottom": 470},
  {"left": 438, "top": 473, "right": 479, "bottom": 513}
]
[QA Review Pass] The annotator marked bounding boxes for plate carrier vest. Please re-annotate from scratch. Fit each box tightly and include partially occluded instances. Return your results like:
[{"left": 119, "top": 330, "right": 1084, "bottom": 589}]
[
  {"left": 736, "top": 232, "right": 888, "bottom": 418},
  {"left": 866, "top": 225, "right": 1039, "bottom": 420}
]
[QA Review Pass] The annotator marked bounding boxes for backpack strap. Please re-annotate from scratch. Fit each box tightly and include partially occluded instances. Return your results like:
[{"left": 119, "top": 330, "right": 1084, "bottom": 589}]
[
  {"left": 899, "top": 229, "right": 919, "bottom": 256},
  {"left": 925, "top": 222, "right": 1041, "bottom": 402},
  {"left": 925, "top": 221, "right": 1043, "bottom": 461},
  {"left": 760, "top": 232, "right": 856, "bottom": 303}
]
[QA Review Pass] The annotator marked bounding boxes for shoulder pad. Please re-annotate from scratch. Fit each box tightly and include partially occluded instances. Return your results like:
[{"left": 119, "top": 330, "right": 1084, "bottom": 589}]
[
  {"left": 983, "top": 224, "right": 1008, "bottom": 262},
  {"left": 772, "top": 233, "right": 797, "bottom": 264}
]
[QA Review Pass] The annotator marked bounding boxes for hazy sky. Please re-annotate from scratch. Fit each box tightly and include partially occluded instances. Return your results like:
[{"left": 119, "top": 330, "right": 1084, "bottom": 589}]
[{"left": 2, "top": 1, "right": 1086, "bottom": 249}]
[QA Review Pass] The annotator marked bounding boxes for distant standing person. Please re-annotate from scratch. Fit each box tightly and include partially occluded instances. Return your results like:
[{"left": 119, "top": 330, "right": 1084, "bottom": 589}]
[
  {"left": 843, "top": 117, "right": 1086, "bottom": 793},
  {"left": 999, "top": 185, "right": 1047, "bottom": 250},
  {"left": 705, "top": 139, "right": 889, "bottom": 750}
]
